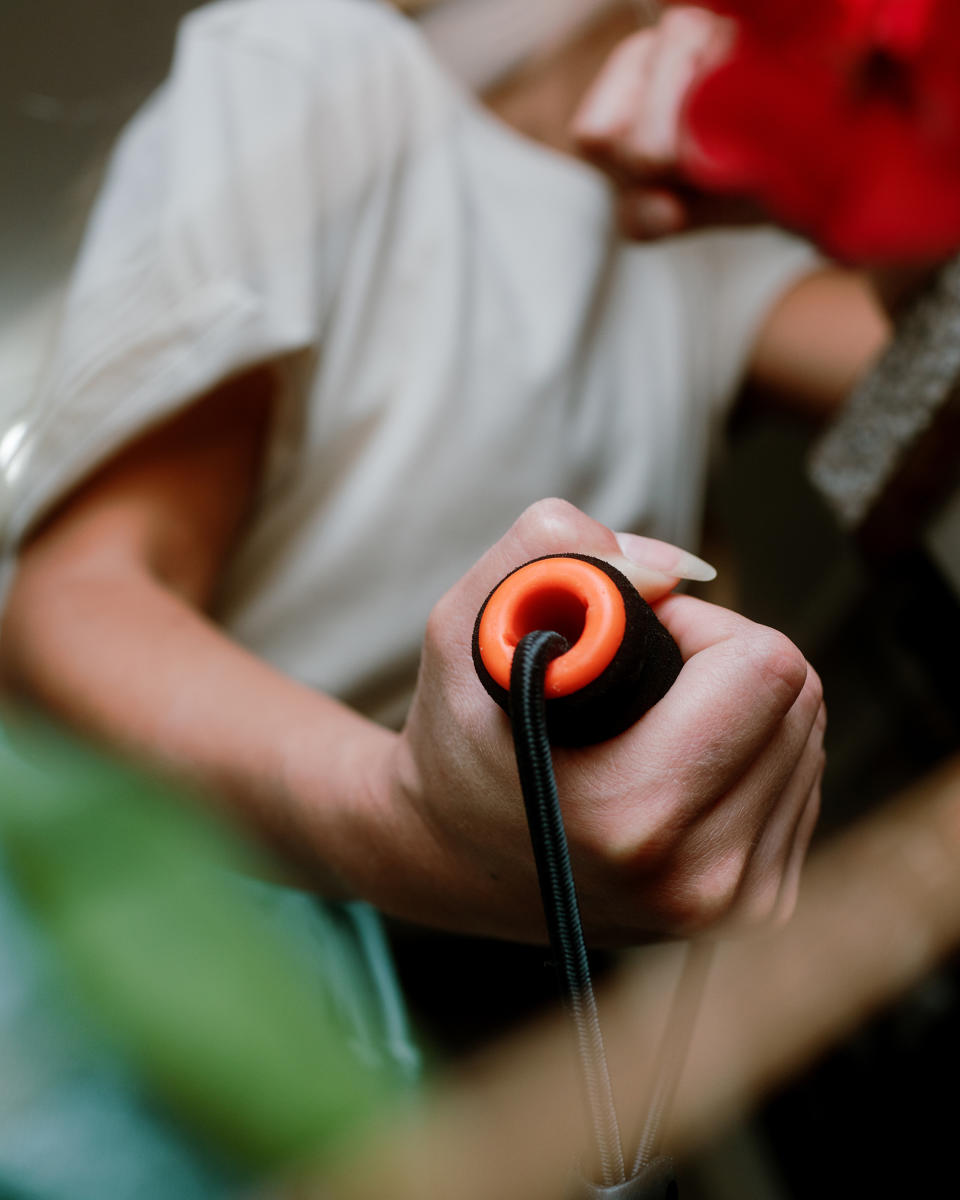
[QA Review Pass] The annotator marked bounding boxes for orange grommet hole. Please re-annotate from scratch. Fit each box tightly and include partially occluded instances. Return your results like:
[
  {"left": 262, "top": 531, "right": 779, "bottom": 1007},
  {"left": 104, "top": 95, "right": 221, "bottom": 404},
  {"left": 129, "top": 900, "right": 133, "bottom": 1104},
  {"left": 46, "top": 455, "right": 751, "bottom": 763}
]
[{"left": 477, "top": 558, "right": 627, "bottom": 698}]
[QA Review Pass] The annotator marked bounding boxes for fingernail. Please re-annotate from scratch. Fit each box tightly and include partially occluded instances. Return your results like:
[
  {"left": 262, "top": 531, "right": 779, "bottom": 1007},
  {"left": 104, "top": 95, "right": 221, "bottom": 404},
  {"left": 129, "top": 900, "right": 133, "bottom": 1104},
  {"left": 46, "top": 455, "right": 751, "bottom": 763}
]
[
  {"left": 669, "top": 550, "right": 717, "bottom": 582},
  {"left": 607, "top": 556, "right": 679, "bottom": 600},
  {"left": 615, "top": 532, "right": 718, "bottom": 582}
]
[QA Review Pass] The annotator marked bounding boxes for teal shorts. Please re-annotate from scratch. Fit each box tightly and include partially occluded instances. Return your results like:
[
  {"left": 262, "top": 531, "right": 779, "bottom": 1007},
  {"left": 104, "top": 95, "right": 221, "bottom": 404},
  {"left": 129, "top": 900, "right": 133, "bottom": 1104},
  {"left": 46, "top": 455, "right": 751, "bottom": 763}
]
[{"left": 0, "top": 861, "right": 420, "bottom": 1200}]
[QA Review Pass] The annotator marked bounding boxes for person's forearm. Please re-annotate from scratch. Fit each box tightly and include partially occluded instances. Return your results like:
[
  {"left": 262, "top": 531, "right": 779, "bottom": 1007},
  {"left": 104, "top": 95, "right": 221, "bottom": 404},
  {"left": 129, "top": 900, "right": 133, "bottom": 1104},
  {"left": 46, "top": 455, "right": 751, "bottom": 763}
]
[
  {"left": 2, "top": 497, "right": 828, "bottom": 945},
  {"left": 0, "top": 556, "right": 401, "bottom": 896},
  {"left": 746, "top": 267, "right": 892, "bottom": 421}
]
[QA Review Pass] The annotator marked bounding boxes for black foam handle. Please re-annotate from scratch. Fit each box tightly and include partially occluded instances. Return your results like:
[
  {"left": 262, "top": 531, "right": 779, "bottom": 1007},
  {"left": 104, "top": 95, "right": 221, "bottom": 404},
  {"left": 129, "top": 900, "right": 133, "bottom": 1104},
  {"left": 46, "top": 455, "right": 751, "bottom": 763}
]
[{"left": 472, "top": 554, "right": 683, "bottom": 747}]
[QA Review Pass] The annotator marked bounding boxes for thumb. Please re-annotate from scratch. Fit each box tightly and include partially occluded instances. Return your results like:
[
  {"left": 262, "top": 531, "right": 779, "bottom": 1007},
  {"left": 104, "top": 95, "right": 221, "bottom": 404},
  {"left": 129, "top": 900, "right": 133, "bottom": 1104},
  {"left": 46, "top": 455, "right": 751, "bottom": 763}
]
[{"left": 455, "top": 499, "right": 715, "bottom": 625}]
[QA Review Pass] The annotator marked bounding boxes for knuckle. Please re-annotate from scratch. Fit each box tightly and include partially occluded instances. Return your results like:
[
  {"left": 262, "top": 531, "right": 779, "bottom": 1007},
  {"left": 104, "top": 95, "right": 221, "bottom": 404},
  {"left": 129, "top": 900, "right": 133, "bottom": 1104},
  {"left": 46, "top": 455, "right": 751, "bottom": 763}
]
[
  {"left": 606, "top": 820, "right": 681, "bottom": 877},
  {"left": 585, "top": 796, "right": 688, "bottom": 890},
  {"left": 735, "top": 878, "right": 782, "bottom": 930},
  {"left": 599, "top": 773, "right": 693, "bottom": 873},
  {"left": 803, "top": 664, "right": 825, "bottom": 715},
  {"left": 747, "top": 628, "right": 809, "bottom": 712},
  {"left": 661, "top": 853, "right": 747, "bottom": 933}
]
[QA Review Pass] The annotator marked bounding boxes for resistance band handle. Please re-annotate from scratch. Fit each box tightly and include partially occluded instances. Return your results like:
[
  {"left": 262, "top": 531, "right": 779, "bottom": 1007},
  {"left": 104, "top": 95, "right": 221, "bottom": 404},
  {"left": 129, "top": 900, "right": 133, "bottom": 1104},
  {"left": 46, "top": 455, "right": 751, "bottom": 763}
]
[
  {"left": 579, "top": 1157, "right": 678, "bottom": 1199},
  {"left": 472, "top": 554, "right": 683, "bottom": 746}
]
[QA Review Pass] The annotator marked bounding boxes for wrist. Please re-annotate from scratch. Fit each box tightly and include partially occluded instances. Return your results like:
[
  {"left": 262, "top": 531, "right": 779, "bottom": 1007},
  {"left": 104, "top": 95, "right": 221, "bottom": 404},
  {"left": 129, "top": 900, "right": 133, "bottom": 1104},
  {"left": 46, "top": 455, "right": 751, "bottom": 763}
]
[{"left": 273, "top": 704, "right": 402, "bottom": 901}]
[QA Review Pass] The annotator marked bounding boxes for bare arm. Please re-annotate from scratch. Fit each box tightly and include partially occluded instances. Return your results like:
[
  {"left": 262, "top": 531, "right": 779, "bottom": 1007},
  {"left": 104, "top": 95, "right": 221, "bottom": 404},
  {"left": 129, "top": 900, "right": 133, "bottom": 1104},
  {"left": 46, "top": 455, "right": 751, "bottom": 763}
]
[
  {"left": 745, "top": 267, "right": 891, "bottom": 420},
  {"left": 1, "top": 375, "right": 824, "bottom": 944},
  {"left": 0, "top": 370, "right": 396, "bottom": 894}
]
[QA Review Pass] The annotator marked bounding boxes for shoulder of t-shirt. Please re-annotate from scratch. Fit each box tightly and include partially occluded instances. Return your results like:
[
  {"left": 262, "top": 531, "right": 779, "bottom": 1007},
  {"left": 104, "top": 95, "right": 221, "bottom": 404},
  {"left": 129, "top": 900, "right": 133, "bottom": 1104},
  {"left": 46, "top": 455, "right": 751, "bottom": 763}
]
[{"left": 176, "top": 0, "right": 419, "bottom": 74}]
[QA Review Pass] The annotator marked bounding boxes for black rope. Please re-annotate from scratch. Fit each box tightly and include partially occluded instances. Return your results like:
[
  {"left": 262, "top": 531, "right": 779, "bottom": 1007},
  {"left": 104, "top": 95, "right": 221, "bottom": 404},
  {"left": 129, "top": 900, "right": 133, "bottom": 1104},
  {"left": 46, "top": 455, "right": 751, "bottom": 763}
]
[
  {"left": 631, "top": 940, "right": 715, "bottom": 1175},
  {"left": 510, "top": 630, "right": 626, "bottom": 1188}
]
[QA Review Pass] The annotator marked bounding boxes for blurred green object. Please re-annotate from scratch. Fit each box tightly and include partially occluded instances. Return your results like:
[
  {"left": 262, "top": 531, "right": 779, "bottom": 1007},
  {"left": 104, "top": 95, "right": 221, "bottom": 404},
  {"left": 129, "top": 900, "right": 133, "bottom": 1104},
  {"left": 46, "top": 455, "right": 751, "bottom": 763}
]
[{"left": 0, "top": 714, "right": 401, "bottom": 1173}]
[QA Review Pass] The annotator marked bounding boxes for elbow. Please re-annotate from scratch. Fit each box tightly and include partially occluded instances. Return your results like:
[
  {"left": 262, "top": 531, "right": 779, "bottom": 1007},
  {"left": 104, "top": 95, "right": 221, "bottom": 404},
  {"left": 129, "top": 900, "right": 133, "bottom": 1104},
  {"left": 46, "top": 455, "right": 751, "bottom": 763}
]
[
  {"left": 0, "top": 550, "right": 67, "bottom": 701},
  {"left": 0, "top": 537, "right": 141, "bottom": 709}
]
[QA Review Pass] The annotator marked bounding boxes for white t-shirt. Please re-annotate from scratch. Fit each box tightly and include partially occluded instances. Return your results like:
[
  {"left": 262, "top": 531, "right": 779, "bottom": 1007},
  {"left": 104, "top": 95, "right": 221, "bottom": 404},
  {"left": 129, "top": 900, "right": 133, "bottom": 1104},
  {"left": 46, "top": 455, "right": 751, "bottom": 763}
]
[{"left": 0, "top": 0, "right": 816, "bottom": 729}]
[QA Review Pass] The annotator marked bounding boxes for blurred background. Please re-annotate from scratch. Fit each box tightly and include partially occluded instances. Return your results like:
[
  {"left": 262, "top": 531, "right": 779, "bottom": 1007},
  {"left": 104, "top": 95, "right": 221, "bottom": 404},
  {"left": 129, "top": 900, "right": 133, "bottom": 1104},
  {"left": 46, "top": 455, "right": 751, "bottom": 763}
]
[{"left": 2, "top": 1, "right": 959, "bottom": 1197}]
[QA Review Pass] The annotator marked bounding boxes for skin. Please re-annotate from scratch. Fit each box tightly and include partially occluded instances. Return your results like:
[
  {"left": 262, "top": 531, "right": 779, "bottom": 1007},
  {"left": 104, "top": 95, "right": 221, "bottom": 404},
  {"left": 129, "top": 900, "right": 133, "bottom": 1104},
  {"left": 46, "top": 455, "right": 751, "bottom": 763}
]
[{"left": 2, "top": 5, "right": 883, "bottom": 947}]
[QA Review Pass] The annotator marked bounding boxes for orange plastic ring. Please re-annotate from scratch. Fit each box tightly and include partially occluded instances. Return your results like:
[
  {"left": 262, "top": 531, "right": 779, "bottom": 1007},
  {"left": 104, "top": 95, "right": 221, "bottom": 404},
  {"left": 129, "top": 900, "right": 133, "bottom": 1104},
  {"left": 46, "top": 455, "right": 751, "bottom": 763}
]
[{"left": 477, "top": 557, "right": 627, "bottom": 698}]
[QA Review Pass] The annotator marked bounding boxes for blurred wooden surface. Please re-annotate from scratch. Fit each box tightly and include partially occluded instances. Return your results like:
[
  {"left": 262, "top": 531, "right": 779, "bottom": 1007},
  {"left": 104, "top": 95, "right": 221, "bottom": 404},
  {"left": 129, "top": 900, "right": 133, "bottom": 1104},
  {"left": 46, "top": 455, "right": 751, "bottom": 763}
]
[{"left": 301, "top": 755, "right": 960, "bottom": 1200}]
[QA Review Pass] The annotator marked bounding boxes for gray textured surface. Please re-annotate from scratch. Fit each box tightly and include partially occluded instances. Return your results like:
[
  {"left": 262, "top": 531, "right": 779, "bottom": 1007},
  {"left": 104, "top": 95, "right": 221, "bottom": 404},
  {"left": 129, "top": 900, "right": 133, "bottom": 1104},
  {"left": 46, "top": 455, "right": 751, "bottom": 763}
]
[{"left": 809, "top": 258, "right": 960, "bottom": 533}]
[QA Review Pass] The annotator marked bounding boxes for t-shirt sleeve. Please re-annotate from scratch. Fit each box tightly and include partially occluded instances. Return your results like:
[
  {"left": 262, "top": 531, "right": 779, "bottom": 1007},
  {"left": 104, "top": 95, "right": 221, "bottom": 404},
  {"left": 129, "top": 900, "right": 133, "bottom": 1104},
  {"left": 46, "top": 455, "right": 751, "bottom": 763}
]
[
  {"left": 1, "top": 0, "right": 449, "bottom": 551},
  {"left": 668, "top": 225, "right": 824, "bottom": 422}
]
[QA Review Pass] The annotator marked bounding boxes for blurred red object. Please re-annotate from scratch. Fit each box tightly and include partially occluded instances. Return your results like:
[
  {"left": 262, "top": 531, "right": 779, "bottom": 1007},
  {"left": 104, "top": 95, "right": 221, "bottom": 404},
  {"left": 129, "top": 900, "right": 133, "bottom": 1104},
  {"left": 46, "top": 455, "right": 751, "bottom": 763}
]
[{"left": 681, "top": 0, "right": 960, "bottom": 261}]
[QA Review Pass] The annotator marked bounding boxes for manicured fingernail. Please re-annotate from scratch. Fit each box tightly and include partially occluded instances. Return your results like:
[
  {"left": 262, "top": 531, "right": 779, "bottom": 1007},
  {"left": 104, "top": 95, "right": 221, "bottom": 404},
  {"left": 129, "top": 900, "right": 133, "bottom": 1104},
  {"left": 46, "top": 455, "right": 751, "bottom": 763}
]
[
  {"left": 607, "top": 557, "right": 679, "bottom": 600},
  {"left": 668, "top": 550, "right": 717, "bottom": 582},
  {"left": 615, "top": 532, "right": 718, "bottom": 582}
]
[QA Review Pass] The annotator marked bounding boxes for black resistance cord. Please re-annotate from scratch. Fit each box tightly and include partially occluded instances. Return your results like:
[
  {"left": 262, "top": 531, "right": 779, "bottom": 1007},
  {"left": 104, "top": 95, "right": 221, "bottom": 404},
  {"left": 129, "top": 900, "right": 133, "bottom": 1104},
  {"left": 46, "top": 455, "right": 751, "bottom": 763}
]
[
  {"left": 510, "top": 629, "right": 627, "bottom": 1188},
  {"left": 475, "top": 554, "right": 702, "bottom": 1197},
  {"left": 510, "top": 629, "right": 706, "bottom": 1199}
]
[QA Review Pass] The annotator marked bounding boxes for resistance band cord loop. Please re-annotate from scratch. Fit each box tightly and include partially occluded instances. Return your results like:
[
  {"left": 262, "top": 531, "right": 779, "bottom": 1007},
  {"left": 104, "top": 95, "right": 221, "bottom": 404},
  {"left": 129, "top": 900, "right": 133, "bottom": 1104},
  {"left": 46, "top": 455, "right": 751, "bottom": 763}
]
[
  {"left": 510, "top": 630, "right": 710, "bottom": 1196},
  {"left": 509, "top": 630, "right": 627, "bottom": 1188}
]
